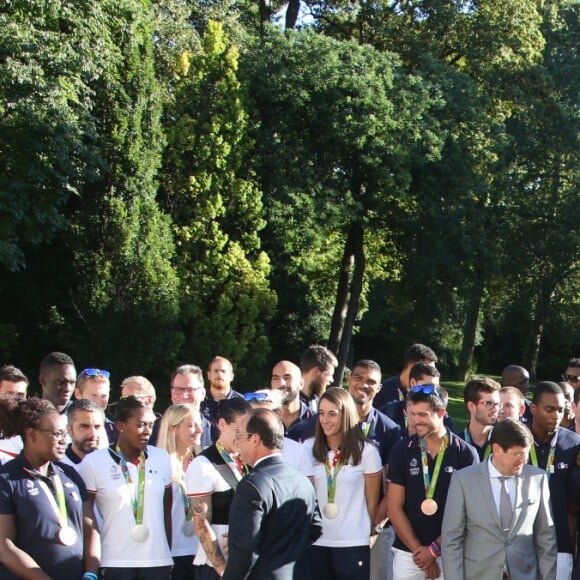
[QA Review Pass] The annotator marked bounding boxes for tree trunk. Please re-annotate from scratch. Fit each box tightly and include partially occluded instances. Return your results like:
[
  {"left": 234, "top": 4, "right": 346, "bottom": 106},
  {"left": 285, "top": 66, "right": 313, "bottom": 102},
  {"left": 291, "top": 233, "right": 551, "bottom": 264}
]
[
  {"left": 523, "top": 283, "right": 553, "bottom": 380},
  {"left": 285, "top": 0, "right": 300, "bottom": 29},
  {"left": 456, "top": 283, "right": 483, "bottom": 381},
  {"left": 328, "top": 223, "right": 365, "bottom": 386}
]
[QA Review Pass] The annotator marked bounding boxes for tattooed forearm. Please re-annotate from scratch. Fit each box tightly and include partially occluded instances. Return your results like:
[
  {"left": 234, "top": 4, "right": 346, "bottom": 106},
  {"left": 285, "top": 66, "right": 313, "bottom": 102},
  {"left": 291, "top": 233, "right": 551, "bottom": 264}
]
[{"left": 190, "top": 495, "right": 225, "bottom": 569}]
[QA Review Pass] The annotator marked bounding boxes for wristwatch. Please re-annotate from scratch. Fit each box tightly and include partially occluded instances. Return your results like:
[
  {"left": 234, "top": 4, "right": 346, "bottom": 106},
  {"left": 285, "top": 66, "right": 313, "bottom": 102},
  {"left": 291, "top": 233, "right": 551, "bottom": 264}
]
[{"left": 374, "top": 523, "right": 384, "bottom": 534}]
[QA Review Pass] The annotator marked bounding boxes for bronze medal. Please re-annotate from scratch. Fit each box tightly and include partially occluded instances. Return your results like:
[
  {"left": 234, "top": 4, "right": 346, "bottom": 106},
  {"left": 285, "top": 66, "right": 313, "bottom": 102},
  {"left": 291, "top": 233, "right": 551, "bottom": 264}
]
[{"left": 420, "top": 498, "right": 438, "bottom": 516}]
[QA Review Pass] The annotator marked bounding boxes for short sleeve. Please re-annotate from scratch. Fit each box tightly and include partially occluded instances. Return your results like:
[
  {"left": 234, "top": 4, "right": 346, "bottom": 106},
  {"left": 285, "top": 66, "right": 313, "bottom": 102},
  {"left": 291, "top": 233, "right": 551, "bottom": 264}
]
[
  {"left": 386, "top": 440, "right": 407, "bottom": 486},
  {"left": 362, "top": 442, "right": 383, "bottom": 475},
  {"left": 186, "top": 456, "right": 215, "bottom": 496},
  {"left": 77, "top": 454, "right": 97, "bottom": 493},
  {"left": 0, "top": 473, "right": 14, "bottom": 515}
]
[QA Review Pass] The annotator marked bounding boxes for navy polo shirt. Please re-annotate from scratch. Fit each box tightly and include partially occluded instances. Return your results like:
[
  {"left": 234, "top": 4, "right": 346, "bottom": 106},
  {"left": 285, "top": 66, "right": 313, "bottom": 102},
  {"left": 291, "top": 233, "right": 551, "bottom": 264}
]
[
  {"left": 287, "top": 413, "right": 317, "bottom": 443},
  {"left": 382, "top": 400, "right": 456, "bottom": 435},
  {"left": 200, "top": 389, "right": 244, "bottom": 443},
  {"left": 388, "top": 432, "right": 479, "bottom": 551},
  {"left": 457, "top": 426, "right": 492, "bottom": 461},
  {"left": 364, "top": 407, "right": 402, "bottom": 466},
  {"left": 529, "top": 427, "right": 580, "bottom": 553},
  {"left": 373, "top": 375, "right": 404, "bottom": 409},
  {"left": 0, "top": 454, "right": 87, "bottom": 579}
]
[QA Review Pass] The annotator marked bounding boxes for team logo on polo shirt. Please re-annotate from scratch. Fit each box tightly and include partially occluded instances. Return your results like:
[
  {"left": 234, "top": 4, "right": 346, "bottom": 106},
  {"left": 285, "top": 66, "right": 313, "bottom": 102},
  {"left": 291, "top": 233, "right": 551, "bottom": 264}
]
[
  {"left": 409, "top": 458, "right": 420, "bottom": 476},
  {"left": 445, "top": 466, "right": 455, "bottom": 473},
  {"left": 25, "top": 480, "right": 39, "bottom": 496},
  {"left": 556, "top": 462, "right": 569, "bottom": 470},
  {"left": 110, "top": 465, "right": 121, "bottom": 480}
]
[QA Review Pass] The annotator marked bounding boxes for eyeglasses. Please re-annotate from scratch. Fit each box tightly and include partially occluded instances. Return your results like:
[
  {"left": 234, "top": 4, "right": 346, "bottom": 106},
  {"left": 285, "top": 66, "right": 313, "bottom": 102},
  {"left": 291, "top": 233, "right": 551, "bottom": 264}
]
[
  {"left": 478, "top": 400, "right": 500, "bottom": 409},
  {"left": 171, "top": 386, "right": 203, "bottom": 396},
  {"left": 563, "top": 374, "right": 580, "bottom": 383},
  {"left": 80, "top": 368, "right": 110, "bottom": 379},
  {"left": 38, "top": 429, "right": 68, "bottom": 440},
  {"left": 244, "top": 392, "right": 272, "bottom": 402},
  {"left": 410, "top": 385, "right": 438, "bottom": 395},
  {"left": 235, "top": 431, "right": 253, "bottom": 440}
]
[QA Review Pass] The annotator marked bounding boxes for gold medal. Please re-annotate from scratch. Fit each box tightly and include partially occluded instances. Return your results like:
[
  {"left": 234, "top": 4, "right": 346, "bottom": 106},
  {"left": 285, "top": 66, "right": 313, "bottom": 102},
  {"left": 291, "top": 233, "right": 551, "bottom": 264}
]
[
  {"left": 420, "top": 498, "right": 438, "bottom": 516},
  {"left": 57, "top": 526, "right": 77, "bottom": 546},
  {"left": 322, "top": 503, "right": 339, "bottom": 519},
  {"left": 131, "top": 523, "right": 150, "bottom": 543}
]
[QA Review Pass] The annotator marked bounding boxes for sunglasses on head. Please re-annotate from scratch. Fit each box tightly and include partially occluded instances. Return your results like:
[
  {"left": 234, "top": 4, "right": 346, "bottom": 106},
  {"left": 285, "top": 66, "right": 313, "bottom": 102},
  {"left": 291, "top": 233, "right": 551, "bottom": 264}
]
[
  {"left": 410, "top": 384, "right": 438, "bottom": 395},
  {"left": 244, "top": 392, "right": 271, "bottom": 402},
  {"left": 79, "top": 368, "right": 110, "bottom": 379}
]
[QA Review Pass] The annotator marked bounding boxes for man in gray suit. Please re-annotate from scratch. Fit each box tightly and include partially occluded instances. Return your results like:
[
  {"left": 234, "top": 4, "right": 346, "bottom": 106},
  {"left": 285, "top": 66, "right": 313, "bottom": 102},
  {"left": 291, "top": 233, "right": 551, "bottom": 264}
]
[{"left": 442, "top": 418, "right": 557, "bottom": 580}]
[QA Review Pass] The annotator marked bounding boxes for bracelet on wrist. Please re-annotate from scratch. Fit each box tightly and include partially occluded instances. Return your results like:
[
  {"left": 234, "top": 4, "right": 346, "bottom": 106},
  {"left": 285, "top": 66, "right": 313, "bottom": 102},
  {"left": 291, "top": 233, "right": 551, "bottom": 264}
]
[{"left": 83, "top": 572, "right": 98, "bottom": 580}]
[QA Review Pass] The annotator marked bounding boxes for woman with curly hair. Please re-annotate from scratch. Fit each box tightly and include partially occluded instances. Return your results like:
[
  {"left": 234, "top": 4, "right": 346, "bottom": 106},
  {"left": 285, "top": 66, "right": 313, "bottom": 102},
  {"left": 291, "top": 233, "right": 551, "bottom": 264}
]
[
  {"left": 304, "top": 387, "right": 382, "bottom": 580},
  {"left": 0, "top": 397, "right": 100, "bottom": 579}
]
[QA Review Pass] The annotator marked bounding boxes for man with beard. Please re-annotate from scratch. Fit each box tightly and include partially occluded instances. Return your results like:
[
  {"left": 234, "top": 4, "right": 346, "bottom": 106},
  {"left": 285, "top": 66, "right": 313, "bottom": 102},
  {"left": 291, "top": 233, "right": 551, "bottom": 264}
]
[
  {"left": 299, "top": 345, "right": 337, "bottom": 413},
  {"left": 387, "top": 386, "right": 478, "bottom": 580},
  {"left": 459, "top": 377, "right": 501, "bottom": 461},
  {"left": 61, "top": 399, "right": 106, "bottom": 468},
  {"left": 501, "top": 364, "right": 533, "bottom": 424},
  {"left": 201, "top": 356, "right": 243, "bottom": 443},
  {"left": 347, "top": 359, "right": 402, "bottom": 580},
  {"left": 39, "top": 352, "right": 77, "bottom": 416},
  {"left": 529, "top": 381, "right": 580, "bottom": 580},
  {"left": 270, "top": 360, "right": 312, "bottom": 432}
]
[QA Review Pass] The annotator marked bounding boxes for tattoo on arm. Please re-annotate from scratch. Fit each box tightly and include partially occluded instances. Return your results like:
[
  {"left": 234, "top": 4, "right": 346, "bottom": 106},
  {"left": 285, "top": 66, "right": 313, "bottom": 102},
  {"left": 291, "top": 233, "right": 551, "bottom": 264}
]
[{"left": 190, "top": 496, "right": 225, "bottom": 568}]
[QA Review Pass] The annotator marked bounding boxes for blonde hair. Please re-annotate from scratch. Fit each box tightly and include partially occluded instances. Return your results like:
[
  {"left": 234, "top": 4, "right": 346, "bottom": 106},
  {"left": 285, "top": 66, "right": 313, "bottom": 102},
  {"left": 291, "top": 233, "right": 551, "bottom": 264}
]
[
  {"left": 120, "top": 376, "right": 156, "bottom": 403},
  {"left": 157, "top": 404, "right": 201, "bottom": 481}
]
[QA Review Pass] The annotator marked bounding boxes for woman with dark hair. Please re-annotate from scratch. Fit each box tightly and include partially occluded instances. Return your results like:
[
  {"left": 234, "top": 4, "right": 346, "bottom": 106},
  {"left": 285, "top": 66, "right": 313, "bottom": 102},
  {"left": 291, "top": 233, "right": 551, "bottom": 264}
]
[
  {"left": 304, "top": 387, "right": 382, "bottom": 580},
  {"left": 186, "top": 397, "right": 252, "bottom": 580},
  {"left": 78, "top": 396, "right": 173, "bottom": 580},
  {"left": 157, "top": 403, "right": 203, "bottom": 580},
  {"left": 0, "top": 397, "right": 100, "bottom": 579}
]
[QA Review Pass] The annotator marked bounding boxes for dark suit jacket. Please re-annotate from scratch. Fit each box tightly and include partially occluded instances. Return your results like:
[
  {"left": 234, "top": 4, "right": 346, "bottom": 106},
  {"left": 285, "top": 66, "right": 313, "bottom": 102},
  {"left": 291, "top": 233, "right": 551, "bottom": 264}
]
[{"left": 223, "top": 454, "right": 322, "bottom": 580}]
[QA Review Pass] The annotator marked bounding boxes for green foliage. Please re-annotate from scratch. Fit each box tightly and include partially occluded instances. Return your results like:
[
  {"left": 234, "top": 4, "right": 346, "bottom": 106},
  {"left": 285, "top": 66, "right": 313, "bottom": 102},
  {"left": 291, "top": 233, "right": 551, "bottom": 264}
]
[{"left": 162, "top": 20, "right": 275, "bottom": 377}]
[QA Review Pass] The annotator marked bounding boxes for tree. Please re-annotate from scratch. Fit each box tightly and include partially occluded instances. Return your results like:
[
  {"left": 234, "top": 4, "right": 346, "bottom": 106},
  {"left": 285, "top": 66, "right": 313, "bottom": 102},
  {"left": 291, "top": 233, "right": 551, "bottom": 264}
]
[{"left": 161, "top": 20, "right": 276, "bottom": 380}]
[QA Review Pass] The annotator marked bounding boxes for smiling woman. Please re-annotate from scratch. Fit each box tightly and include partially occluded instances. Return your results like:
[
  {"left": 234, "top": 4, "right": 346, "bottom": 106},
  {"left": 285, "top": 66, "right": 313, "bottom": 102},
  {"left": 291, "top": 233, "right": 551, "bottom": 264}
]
[{"left": 0, "top": 397, "right": 100, "bottom": 579}]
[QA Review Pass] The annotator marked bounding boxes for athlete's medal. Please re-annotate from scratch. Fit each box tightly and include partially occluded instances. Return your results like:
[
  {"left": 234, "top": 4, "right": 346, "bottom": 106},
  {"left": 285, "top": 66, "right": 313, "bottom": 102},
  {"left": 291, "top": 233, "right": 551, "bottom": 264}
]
[
  {"left": 131, "top": 523, "right": 150, "bottom": 543},
  {"left": 57, "top": 525, "right": 78, "bottom": 546},
  {"left": 420, "top": 498, "right": 438, "bottom": 516},
  {"left": 323, "top": 449, "right": 343, "bottom": 520},
  {"left": 322, "top": 503, "right": 339, "bottom": 519},
  {"left": 419, "top": 432, "right": 449, "bottom": 517}
]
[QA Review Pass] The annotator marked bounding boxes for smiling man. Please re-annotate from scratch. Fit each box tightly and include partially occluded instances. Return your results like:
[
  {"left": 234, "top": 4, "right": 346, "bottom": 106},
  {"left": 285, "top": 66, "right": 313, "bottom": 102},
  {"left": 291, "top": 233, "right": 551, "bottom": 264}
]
[
  {"left": 442, "top": 418, "right": 557, "bottom": 580},
  {"left": 39, "top": 352, "right": 77, "bottom": 415}
]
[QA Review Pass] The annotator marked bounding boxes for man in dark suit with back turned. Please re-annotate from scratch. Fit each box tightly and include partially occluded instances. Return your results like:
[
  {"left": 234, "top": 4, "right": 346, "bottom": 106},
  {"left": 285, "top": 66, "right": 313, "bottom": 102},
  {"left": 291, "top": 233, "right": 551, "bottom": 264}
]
[{"left": 223, "top": 408, "right": 322, "bottom": 580}]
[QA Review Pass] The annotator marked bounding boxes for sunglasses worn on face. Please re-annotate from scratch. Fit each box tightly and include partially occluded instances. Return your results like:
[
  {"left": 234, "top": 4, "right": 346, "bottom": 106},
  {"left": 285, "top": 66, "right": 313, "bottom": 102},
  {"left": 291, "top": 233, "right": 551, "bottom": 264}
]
[
  {"left": 244, "top": 392, "right": 272, "bottom": 402},
  {"left": 563, "top": 374, "right": 580, "bottom": 382},
  {"left": 80, "top": 368, "right": 110, "bottom": 379}
]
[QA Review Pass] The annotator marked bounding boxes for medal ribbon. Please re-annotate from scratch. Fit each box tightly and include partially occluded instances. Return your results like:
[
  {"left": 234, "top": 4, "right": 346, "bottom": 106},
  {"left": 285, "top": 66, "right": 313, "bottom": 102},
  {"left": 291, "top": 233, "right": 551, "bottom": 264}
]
[
  {"left": 323, "top": 449, "right": 344, "bottom": 504},
  {"left": 216, "top": 441, "right": 245, "bottom": 481},
  {"left": 117, "top": 447, "right": 146, "bottom": 524},
  {"left": 463, "top": 428, "right": 492, "bottom": 460},
  {"left": 419, "top": 433, "right": 449, "bottom": 500},
  {"left": 24, "top": 465, "right": 68, "bottom": 529},
  {"left": 529, "top": 431, "right": 557, "bottom": 480},
  {"left": 178, "top": 479, "right": 193, "bottom": 522},
  {"left": 360, "top": 422, "right": 371, "bottom": 436}
]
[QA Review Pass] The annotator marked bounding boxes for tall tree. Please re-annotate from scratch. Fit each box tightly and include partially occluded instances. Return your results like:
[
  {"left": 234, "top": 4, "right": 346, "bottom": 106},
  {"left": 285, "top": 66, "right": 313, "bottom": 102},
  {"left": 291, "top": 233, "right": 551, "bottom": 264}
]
[{"left": 162, "top": 21, "right": 276, "bottom": 379}]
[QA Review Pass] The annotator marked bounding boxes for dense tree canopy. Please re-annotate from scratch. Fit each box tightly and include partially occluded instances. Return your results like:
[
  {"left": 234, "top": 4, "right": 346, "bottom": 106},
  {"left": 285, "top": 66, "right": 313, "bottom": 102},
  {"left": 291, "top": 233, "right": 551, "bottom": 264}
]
[{"left": 0, "top": 0, "right": 577, "bottom": 388}]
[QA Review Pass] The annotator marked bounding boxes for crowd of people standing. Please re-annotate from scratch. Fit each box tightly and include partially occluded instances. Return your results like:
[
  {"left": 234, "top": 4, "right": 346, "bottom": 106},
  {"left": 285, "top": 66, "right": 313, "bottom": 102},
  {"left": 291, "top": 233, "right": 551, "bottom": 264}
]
[{"left": 0, "top": 347, "right": 578, "bottom": 580}]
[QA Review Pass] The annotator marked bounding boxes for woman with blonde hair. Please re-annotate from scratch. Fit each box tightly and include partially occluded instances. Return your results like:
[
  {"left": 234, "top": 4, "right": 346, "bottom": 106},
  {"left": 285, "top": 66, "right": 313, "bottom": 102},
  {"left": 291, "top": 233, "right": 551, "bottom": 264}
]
[
  {"left": 304, "top": 387, "right": 382, "bottom": 580},
  {"left": 158, "top": 403, "right": 203, "bottom": 580}
]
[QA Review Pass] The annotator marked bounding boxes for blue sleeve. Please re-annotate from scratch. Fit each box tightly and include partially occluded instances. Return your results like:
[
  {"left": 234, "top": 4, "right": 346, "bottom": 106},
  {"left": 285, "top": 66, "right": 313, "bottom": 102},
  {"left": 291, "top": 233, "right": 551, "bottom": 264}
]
[{"left": 387, "top": 440, "right": 407, "bottom": 486}]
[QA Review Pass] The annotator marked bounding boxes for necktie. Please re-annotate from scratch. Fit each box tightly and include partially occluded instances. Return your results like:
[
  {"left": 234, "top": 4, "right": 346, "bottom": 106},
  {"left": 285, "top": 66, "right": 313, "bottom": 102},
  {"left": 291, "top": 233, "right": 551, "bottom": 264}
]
[{"left": 498, "top": 476, "right": 513, "bottom": 532}]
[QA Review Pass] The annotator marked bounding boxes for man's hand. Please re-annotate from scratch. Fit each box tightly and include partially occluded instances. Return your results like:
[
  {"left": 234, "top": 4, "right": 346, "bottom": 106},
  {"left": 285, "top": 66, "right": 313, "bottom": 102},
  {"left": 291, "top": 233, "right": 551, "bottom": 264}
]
[
  {"left": 423, "top": 561, "right": 441, "bottom": 579},
  {"left": 412, "top": 545, "right": 436, "bottom": 569}
]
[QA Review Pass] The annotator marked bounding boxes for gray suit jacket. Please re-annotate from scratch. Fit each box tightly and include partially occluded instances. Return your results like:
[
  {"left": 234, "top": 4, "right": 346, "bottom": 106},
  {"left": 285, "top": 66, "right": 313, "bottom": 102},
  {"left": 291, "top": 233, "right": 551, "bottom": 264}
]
[{"left": 442, "top": 460, "right": 557, "bottom": 580}]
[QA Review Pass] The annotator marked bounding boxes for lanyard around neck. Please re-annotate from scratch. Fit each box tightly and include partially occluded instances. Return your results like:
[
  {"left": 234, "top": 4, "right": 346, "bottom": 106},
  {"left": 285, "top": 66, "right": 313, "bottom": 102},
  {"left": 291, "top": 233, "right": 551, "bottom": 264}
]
[
  {"left": 420, "top": 433, "right": 449, "bottom": 500},
  {"left": 116, "top": 447, "right": 146, "bottom": 524}
]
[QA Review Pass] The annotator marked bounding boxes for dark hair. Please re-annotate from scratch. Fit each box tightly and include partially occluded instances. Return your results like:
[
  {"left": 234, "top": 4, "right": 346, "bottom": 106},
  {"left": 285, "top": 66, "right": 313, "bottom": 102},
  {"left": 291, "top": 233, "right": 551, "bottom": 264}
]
[
  {"left": 490, "top": 418, "right": 532, "bottom": 450},
  {"left": 403, "top": 343, "right": 437, "bottom": 366},
  {"left": 0, "top": 397, "right": 57, "bottom": 439},
  {"left": 409, "top": 362, "right": 440, "bottom": 382},
  {"left": 300, "top": 345, "right": 338, "bottom": 374},
  {"left": 352, "top": 359, "right": 381, "bottom": 375},
  {"left": 67, "top": 398, "right": 104, "bottom": 423},
  {"left": 568, "top": 357, "right": 580, "bottom": 368},
  {"left": 247, "top": 408, "right": 284, "bottom": 450},
  {"left": 464, "top": 377, "right": 500, "bottom": 405},
  {"left": 39, "top": 352, "right": 74, "bottom": 374},
  {"left": 217, "top": 398, "right": 252, "bottom": 423},
  {"left": 407, "top": 388, "right": 445, "bottom": 411},
  {"left": 115, "top": 395, "right": 148, "bottom": 422},
  {"left": 532, "top": 381, "right": 563, "bottom": 404},
  {"left": 574, "top": 386, "right": 580, "bottom": 405},
  {"left": 0, "top": 365, "right": 29, "bottom": 385},
  {"left": 313, "top": 387, "right": 364, "bottom": 465}
]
